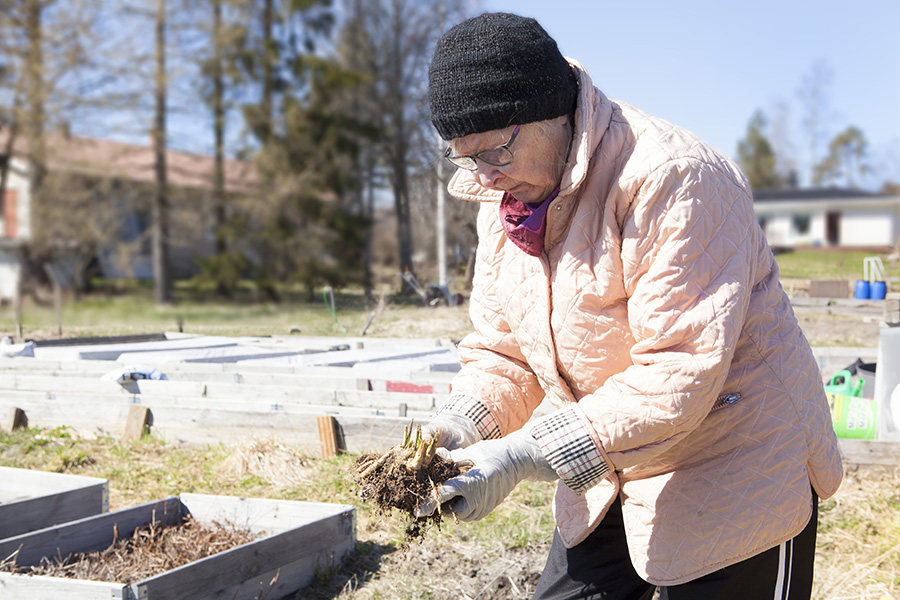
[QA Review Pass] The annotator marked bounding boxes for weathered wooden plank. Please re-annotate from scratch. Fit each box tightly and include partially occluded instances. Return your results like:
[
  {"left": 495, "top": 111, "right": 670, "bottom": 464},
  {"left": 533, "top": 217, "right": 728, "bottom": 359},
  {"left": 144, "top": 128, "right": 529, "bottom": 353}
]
[
  {"left": 121, "top": 406, "right": 151, "bottom": 442},
  {"left": 0, "top": 374, "right": 128, "bottom": 395},
  {"left": 146, "top": 408, "right": 421, "bottom": 453},
  {"left": 317, "top": 415, "right": 339, "bottom": 458},
  {"left": 808, "top": 280, "right": 850, "bottom": 299},
  {"left": 838, "top": 438, "right": 900, "bottom": 466},
  {"left": 0, "top": 389, "right": 423, "bottom": 451},
  {"left": 0, "top": 468, "right": 108, "bottom": 539},
  {"left": 0, "top": 356, "right": 459, "bottom": 384},
  {"left": 0, "top": 369, "right": 453, "bottom": 395},
  {"left": 0, "top": 574, "right": 123, "bottom": 600},
  {"left": 0, "top": 378, "right": 440, "bottom": 411},
  {"left": 336, "top": 415, "right": 420, "bottom": 453},
  {"left": 179, "top": 371, "right": 367, "bottom": 390},
  {"left": 0, "top": 394, "right": 133, "bottom": 438},
  {"left": 0, "top": 389, "right": 422, "bottom": 420},
  {"left": 179, "top": 494, "right": 353, "bottom": 530},
  {"left": 33, "top": 336, "right": 240, "bottom": 362},
  {"left": 0, "top": 357, "right": 119, "bottom": 375}
]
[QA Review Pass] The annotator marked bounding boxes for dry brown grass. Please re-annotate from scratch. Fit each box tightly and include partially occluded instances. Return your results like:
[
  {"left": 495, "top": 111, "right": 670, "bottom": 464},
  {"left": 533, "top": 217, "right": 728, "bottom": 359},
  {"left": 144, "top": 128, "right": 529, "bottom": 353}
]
[
  {"left": 814, "top": 465, "right": 900, "bottom": 600},
  {"left": 0, "top": 516, "right": 259, "bottom": 585},
  {"left": 218, "top": 437, "right": 313, "bottom": 488}
]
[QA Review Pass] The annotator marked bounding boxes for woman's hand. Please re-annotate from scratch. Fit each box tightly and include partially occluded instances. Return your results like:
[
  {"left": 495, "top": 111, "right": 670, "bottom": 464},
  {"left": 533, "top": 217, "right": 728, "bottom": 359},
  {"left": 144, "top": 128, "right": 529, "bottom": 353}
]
[
  {"left": 421, "top": 412, "right": 482, "bottom": 451},
  {"left": 416, "top": 429, "right": 557, "bottom": 521}
]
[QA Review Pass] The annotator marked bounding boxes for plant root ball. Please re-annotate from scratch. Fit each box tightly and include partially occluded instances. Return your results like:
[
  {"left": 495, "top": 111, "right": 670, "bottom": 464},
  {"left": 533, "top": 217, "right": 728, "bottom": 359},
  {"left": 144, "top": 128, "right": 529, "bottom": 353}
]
[{"left": 352, "top": 449, "right": 462, "bottom": 542}]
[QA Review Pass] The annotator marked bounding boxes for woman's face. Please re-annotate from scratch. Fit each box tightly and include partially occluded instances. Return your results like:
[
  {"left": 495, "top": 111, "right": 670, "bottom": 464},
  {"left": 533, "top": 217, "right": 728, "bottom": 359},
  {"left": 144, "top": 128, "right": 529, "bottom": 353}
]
[{"left": 449, "top": 116, "right": 570, "bottom": 204}]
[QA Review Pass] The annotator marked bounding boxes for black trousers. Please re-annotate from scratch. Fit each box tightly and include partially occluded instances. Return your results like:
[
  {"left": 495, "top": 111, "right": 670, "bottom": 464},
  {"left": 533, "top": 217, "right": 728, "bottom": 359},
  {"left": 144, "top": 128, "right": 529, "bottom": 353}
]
[{"left": 533, "top": 493, "right": 818, "bottom": 600}]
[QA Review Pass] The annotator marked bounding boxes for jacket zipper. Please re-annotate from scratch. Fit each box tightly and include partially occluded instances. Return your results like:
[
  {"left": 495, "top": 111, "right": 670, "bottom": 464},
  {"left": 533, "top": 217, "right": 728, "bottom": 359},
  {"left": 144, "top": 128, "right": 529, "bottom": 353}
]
[{"left": 710, "top": 392, "right": 742, "bottom": 413}]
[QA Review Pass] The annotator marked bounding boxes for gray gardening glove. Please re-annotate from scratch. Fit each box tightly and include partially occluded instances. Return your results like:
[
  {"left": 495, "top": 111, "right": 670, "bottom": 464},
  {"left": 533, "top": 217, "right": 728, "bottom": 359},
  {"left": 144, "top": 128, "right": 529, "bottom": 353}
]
[
  {"left": 421, "top": 412, "right": 482, "bottom": 451},
  {"left": 415, "top": 428, "right": 557, "bottom": 521}
]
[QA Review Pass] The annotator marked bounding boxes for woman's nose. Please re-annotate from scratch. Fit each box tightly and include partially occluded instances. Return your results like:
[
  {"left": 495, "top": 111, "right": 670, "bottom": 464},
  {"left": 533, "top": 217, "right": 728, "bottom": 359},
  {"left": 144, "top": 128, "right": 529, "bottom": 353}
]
[{"left": 475, "top": 164, "right": 504, "bottom": 188}]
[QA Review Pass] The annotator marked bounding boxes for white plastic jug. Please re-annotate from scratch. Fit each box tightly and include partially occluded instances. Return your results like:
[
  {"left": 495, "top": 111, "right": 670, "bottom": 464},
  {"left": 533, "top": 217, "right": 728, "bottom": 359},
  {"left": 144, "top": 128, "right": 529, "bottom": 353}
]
[{"left": 890, "top": 384, "right": 900, "bottom": 433}]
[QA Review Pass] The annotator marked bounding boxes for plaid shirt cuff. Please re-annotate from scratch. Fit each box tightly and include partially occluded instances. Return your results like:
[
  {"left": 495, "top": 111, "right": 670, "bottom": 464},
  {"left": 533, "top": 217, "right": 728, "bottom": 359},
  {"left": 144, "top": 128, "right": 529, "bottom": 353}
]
[
  {"left": 529, "top": 406, "right": 610, "bottom": 494},
  {"left": 434, "top": 393, "right": 502, "bottom": 441}
]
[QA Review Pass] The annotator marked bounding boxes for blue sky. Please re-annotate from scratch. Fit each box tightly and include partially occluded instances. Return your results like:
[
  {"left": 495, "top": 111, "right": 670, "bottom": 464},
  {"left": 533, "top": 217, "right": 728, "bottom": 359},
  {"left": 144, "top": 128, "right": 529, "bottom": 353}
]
[{"left": 480, "top": 0, "right": 900, "bottom": 189}]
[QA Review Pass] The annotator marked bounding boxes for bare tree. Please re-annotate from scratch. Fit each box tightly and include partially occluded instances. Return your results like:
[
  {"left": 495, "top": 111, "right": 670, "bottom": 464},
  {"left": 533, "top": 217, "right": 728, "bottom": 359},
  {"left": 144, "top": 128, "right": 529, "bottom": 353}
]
[
  {"left": 0, "top": 0, "right": 109, "bottom": 296},
  {"left": 767, "top": 100, "right": 798, "bottom": 187},
  {"left": 797, "top": 60, "right": 835, "bottom": 187},
  {"left": 211, "top": 0, "right": 227, "bottom": 255},
  {"left": 333, "top": 1, "right": 381, "bottom": 298},
  {"left": 23, "top": 0, "right": 48, "bottom": 222},
  {"left": 152, "top": 0, "right": 172, "bottom": 303},
  {"left": 815, "top": 126, "right": 869, "bottom": 189},
  {"left": 338, "top": 0, "right": 469, "bottom": 286}
]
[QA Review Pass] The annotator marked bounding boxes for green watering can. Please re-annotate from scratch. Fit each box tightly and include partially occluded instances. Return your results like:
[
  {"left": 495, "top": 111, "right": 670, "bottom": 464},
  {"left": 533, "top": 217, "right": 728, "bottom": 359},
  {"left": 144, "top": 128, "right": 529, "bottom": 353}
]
[{"left": 824, "top": 370, "right": 864, "bottom": 397}]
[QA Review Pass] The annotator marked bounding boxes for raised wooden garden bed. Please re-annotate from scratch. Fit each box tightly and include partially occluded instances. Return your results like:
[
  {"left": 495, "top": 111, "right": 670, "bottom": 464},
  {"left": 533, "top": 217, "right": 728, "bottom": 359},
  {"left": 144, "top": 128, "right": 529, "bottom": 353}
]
[
  {"left": 0, "top": 467, "right": 108, "bottom": 540},
  {"left": 0, "top": 493, "right": 355, "bottom": 600}
]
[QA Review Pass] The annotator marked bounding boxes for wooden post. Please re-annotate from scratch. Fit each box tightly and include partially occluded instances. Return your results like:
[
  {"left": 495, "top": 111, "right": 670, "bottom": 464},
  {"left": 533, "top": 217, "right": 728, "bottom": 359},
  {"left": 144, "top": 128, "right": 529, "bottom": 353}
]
[
  {"left": 122, "top": 406, "right": 151, "bottom": 442},
  {"left": 13, "top": 252, "right": 22, "bottom": 340},
  {"left": 6, "top": 407, "right": 27, "bottom": 431},
  {"left": 317, "top": 415, "right": 339, "bottom": 459}
]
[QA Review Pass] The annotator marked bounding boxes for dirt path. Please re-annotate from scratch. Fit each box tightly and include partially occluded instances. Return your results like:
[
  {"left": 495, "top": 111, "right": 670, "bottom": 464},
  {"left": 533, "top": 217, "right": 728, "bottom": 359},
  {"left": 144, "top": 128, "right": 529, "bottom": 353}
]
[{"left": 790, "top": 299, "right": 884, "bottom": 347}]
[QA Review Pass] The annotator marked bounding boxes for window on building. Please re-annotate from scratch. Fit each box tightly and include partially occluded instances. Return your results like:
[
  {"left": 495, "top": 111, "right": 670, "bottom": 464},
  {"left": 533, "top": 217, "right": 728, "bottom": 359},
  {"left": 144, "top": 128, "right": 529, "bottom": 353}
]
[{"left": 792, "top": 214, "right": 811, "bottom": 235}]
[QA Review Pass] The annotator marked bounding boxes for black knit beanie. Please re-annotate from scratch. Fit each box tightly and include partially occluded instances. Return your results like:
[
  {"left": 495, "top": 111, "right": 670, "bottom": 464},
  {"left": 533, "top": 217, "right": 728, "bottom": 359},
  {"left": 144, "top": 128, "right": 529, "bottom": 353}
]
[{"left": 428, "top": 12, "right": 578, "bottom": 141}]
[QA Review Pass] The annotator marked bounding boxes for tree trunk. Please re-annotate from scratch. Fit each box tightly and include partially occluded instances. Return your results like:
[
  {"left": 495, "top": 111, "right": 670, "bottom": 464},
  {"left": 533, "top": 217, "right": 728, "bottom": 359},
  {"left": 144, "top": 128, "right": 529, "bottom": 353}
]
[
  {"left": 212, "top": 0, "right": 226, "bottom": 256},
  {"left": 24, "top": 0, "right": 46, "bottom": 223},
  {"left": 0, "top": 97, "right": 19, "bottom": 206},
  {"left": 389, "top": 1, "right": 413, "bottom": 279},
  {"left": 261, "top": 0, "right": 274, "bottom": 146},
  {"left": 152, "top": 0, "right": 171, "bottom": 304},
  {"left": 362, "top": 152, "right": 375, "bottom": 300}
]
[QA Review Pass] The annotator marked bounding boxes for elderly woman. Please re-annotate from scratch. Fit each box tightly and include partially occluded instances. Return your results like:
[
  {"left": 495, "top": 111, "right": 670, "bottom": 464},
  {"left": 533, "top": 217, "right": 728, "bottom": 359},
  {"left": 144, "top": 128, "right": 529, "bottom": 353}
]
[{"left": 418, "top": 11, "right": 843, "bottom": 600}]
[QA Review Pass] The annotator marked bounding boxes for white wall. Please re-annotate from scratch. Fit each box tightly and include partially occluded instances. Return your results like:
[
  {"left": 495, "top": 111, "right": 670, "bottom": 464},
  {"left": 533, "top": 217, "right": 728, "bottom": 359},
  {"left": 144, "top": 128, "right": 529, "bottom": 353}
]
[
  {"left": 755, "top": 200, "right": 900, "bottom": 248},
  {"left": 0, "top": 249, "right": 20, "bottom": 300},
  {"left": 761, "top": 212, "right": 826, "bottom": 247},
  {"left": 840, "top": 211, "right": 894, "bottom": 246}
]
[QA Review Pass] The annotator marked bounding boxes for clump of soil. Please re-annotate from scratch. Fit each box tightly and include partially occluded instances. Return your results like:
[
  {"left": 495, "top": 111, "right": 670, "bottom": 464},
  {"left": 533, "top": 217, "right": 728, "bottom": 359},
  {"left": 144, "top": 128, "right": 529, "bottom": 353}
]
[
  {"left": 352, "top": 427, "right": 464, "bottom": 543},
  {"left": 0, "top": 515, "right": 259, "bottom": 584}
]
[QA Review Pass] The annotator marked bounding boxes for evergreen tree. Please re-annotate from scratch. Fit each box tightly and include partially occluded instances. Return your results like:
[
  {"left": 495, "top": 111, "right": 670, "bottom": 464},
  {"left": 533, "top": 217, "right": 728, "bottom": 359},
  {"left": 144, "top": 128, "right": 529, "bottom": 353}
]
[
  {"left": 335, "top": 0, "right": 469, "bottom": 288},
  {"left": 234, "top": 0, "right": 376, "bottom": 299},
  {"left": 815, "top": 126, "right": 868, "bottom": 189},
  {"left": 737, "top": 110, "right": 783, "bottom": 190},
  {"left": 194, "top": 0, "right": 251, "bottom": 298}
]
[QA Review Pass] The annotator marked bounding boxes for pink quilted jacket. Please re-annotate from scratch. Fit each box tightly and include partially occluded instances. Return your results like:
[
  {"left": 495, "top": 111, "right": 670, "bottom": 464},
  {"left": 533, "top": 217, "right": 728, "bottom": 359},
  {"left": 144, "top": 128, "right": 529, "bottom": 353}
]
[{"left": 440, "top": 59, "right": 843, "bottom": 585}]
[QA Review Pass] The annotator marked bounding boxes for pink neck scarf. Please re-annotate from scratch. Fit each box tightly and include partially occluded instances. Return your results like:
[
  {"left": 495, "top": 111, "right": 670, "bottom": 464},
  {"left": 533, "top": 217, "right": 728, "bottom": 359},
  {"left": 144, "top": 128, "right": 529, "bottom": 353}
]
[{"left": 499, "top": 187, "right": 560, "bottom": 256}]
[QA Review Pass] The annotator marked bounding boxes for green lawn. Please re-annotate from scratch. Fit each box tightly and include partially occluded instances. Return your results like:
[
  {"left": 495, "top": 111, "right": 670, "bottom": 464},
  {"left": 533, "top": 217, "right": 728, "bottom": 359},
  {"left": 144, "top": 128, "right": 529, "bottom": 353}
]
[
  {"left": 775, "top": 248, "right": 900, "bottom": 282},
  {"left": 0, "top": 281, "right": 474, "bottom": 341}
]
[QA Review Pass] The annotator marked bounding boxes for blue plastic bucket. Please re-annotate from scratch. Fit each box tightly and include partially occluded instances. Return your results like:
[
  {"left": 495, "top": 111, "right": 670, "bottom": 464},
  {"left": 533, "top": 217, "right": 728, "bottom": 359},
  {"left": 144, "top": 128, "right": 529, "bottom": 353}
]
[
  {"left": 854, "top": 280, "right": 871, "bottom": 299},
  {"left": 871, "top": 280, "right": 887, "bottom": 300}
]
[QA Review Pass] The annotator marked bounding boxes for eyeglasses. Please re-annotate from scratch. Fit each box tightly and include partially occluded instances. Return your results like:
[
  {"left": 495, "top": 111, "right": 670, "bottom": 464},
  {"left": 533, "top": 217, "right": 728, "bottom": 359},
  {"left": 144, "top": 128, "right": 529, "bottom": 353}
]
[{"left": 444, "top": 125, "right": 520, "bottom": 170}]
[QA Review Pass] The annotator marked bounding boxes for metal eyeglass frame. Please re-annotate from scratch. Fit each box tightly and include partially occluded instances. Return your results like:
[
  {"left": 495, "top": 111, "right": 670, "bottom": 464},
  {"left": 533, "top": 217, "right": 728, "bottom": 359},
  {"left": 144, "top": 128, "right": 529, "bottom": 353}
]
[{"left": 444, "top": 124, "right": 520, "bottom": 170}]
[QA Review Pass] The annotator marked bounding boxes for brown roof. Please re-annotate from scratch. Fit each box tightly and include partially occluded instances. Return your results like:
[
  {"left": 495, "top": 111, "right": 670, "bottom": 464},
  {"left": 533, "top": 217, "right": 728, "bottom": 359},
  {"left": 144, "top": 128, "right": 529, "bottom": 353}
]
[{"left": 0, "top": 127, "right": 257, "bottom": 195}]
